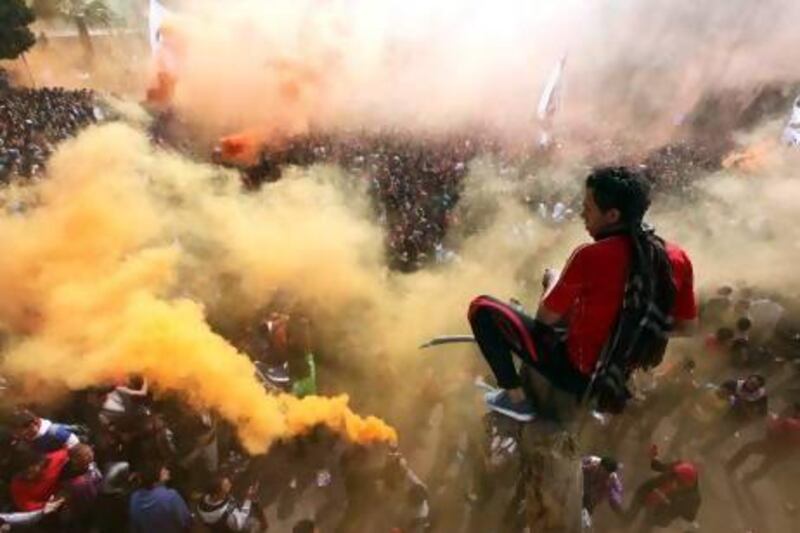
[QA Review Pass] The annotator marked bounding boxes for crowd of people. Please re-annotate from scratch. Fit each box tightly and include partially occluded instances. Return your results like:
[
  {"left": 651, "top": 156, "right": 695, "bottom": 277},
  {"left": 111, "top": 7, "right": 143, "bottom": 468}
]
[
  {"left": 0, "top": 80, "right": 99, "bottom": 183},
  {"left": 0, "top": 302, "right": 433, "bottom": 532},
  {"left": 2, "top": 78, "right": 799, "bottom": 532},
  {"left": 576, "top": 282, "right": 800, "bottom": 532},
  {"left": 219, "top": 124, "right": 731, "bottom": 272},
  {"left": 230, "top": 130, "right": 512, "bottom": 271}
]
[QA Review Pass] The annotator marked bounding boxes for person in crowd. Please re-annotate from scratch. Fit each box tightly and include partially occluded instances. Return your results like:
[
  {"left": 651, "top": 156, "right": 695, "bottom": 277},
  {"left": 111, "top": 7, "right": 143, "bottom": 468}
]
[
  {"left": 703, "top": 326, "right": 734, "bottom": 369},
  {"left": 725, "top": 402, "right": 800, "bottom": 484},
  {"left": 95, "top": 461, "right": 132, "bottom": 532},
  {"left": 129, "top": 462, "right": 192, "bottom": 533},
  {"left": 625, "top": 447, "right": 701, "bottom": 531},
  {"left": 10, "top": 448, "right": 69, "bottom": 512},
  {"left": 0, "top": 497, "right": 63, "bottom": 529},
  {"left": 720, "top": 374, "right": 769, "bottom": 421},
  {"left": 581, "top": 455, "right": 624, "bottom": 528},
  {"left": 0, "top": 86, "right": 96, "bottom": 182},
  {"left": 380, "top": 445, "right": 431, "bottom": 532},
  {"left": 197, "top": 474, "right": 262, "bottom": 532},
  {"left": 701, "top": 285, "right": 734, "bottom": 328},
  {"left": 729, "top": 318, "right": 754, "bottom": 367},
  {"left": 747, "top": 296, "right": 785, "bottom": 344},
  {"left": 10, "top": 409, "right": 80, "bottom": 452},
  {"left": 700, "top": 374, "right": 769, "bottom": 453},
  {"left": 468, "top": 166, "right": 697, "bottom": 421},
  {"left": 57, "top": 443, "right": 102, "bottom": 530},
  {"left": 100, "top": 375, "right": 150, "bottom": 425}
]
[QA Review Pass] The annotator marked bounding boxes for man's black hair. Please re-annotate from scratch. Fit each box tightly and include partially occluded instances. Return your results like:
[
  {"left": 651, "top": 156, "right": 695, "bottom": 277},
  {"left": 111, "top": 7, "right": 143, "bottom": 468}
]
[
  {"left": 293, "top": 519, "right": 317, "bottom": 533},
  {"left": 600, "top": 456, "right": 619, "bottom": 472},
  {"left": 136, "top": 461, "right": 166, "bottom": 488},
  {"left": 717, "top": 285, "right": 734, "bottom": 296},
  {"left": 585, "top": 166, "right": 651, "bottom": 225},
  {"left": 736, "top": 317, "right": 752, "bottom": 332},
  {"left": 205, "top": 473, "right": 229, "bottom": 496},
  {"left": 8, "top": 408, "right": 37, "bottom": 429}
]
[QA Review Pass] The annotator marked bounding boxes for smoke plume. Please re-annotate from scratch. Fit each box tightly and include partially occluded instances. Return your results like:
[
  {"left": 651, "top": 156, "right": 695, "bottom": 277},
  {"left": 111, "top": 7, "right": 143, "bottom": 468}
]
[
  {"left": 147, "top": 0, "right": 800, "bottom": 150},
  {"left": 0, "top": 123, "right": 396, "bottom": 453}
]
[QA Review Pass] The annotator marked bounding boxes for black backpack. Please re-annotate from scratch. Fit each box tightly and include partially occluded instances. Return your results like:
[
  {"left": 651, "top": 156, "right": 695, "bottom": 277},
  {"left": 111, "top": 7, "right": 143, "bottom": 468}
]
[{"left": 590, "top": 228, "right": 677, "bottom": 413}]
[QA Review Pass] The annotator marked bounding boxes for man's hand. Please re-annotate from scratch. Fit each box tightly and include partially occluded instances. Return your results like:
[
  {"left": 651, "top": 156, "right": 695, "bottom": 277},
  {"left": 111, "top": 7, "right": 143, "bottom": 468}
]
[
  {"left": 43, "top": 497, "right": 65, "bottom": 515},
  {"left": 542, "top": 268, "right": 556, "bottom": 292}
]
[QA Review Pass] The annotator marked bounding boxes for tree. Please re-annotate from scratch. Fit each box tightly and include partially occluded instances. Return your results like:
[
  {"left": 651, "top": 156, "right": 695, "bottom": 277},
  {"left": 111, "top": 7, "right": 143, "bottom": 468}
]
[
  {"left": 30, "top": 0, "right": 116, "bottom": 61},
  {"left": 0, "top": 0, "right": 36, "bottom": 61}
]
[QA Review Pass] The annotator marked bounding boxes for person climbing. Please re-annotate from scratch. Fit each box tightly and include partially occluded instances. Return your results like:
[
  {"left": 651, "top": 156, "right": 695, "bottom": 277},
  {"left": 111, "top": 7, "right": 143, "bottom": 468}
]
[
  {"left": 468, "top": 166, "right": 697, "bottom": 421},
  {"left": 581, "top": 455, "right": 624, "bottom": 529},
  {"left": 625, "top": 446, "right": 701, "bottom": 531}
]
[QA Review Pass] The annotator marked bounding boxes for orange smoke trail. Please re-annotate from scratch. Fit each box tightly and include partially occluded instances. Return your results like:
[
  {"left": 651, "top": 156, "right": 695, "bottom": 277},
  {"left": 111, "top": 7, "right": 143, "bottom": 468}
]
[
  {"left": 0, "top": 123, "right": 396, "bottom": 453},
  {"left": 219, "top": 128, "right": 266, "bottom": 165}
]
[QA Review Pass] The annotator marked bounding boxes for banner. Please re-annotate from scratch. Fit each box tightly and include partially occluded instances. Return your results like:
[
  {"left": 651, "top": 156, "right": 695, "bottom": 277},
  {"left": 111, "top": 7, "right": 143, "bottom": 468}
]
[
  {"left": 537, "top": 53, "right": 567, "bottom": 122},
  {"left": 148, "top": 0, "right": 171, "bottom": 53}
]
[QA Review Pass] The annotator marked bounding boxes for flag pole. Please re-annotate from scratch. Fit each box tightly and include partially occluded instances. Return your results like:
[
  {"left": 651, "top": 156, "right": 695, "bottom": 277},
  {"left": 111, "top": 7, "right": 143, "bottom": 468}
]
[{"left": 21, "top": 53, "right": 37, "bottom": 89}]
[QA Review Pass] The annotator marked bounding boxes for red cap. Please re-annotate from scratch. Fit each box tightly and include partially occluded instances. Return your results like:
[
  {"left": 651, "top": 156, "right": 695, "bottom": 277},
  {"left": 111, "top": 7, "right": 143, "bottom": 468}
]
[{"left": 672, "top": 461, "right": 698, "bottom": 486}]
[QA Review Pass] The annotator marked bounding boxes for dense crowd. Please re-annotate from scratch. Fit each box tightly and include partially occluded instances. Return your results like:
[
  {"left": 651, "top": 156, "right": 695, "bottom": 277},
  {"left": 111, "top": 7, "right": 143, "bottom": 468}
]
[
  {"left": 0, "top": 84, "right": 98, "bottom": 183},
  {"left": 230, "top": 129, "right": 730, "bottom": 272},
  {"left": 582, "top": 283, "right": 800, "bottom": 531},
  {"left": 234, "top": 130, "right": 511, "bottom": 271},
  {"left": 3, "top": 82, "right": 800, "bottom": 532},
  {"left": 0, "top": 306, "right": 432, "bottom": 532},
  {"left": 1, "top": 282, "right": 798, "bottom": 531}
]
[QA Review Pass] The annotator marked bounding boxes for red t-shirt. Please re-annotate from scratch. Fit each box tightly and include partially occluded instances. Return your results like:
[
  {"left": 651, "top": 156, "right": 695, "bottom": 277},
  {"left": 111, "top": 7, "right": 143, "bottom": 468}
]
[
  {"left": 11, "top": 449, "right": 69, "bottom": 511},
  {"left": 542, "top": 235, "right": 697, "bottom": 375}
]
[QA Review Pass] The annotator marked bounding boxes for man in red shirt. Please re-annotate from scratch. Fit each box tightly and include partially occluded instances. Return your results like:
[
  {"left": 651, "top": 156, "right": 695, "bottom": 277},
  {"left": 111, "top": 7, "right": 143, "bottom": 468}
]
[
  {"left": 468, "top": 166, "right": 697, "bottom": 421},
  {"left": 11, "top": 449, "right": 69, "bottom": 512}
]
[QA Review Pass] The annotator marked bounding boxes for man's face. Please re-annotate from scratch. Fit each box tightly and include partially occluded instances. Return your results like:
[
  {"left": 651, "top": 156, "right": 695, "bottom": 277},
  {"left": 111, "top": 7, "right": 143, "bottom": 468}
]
[
  {"left": 71, "top": 445, "right": 94, "bottom": 472},
  {"left": 581, "top": 187, "right": 620, "bottom": 239},
  {"left": 17, "top": 420, "right": 40, "bottom": 441},
  {"left": 743, "top": 376, "right": 762, "bottom": 392},
  {"left": 220, "top": 478, "right": 232, "bottom": 496}
]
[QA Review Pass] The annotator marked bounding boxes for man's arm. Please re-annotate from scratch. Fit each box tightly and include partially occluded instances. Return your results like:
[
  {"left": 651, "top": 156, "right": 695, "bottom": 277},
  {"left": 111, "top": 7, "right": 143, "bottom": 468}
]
[
  {"left": 51, "top": 423, "right": 80, "bottom": 449},
  {"left": 537, "top": 246, "right": 587, "bottom": 325},
  {"left": 535, "top": 304, "right": 564, "bottom": 326},
  {"left": 0, "top": 509, "right": 45, "bottom": 526}
]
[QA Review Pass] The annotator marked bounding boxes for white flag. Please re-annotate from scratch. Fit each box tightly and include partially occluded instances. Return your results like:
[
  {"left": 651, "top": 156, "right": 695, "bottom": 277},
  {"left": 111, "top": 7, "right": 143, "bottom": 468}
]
[
  {"left": 149, "top": 0, "right": 171, "bottom": 53},
  {"left": 537, "top": 54, "right": 567, "bottom": 122}
]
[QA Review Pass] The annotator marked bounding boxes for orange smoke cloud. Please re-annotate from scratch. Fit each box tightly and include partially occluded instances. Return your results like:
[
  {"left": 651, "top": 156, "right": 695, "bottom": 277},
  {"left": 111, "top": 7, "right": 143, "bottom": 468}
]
[
  {"left": 0, "top": 123, "right": 395, "bottom": 453},
  {"left": 722, "top": 140, "right": 774, "bottom": 173},
  {"left": 139, "top": 0, "right": 800, "bottom": 155},
  {"left": 219, "top": 129, "right": 265, "bottom": 165}
]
